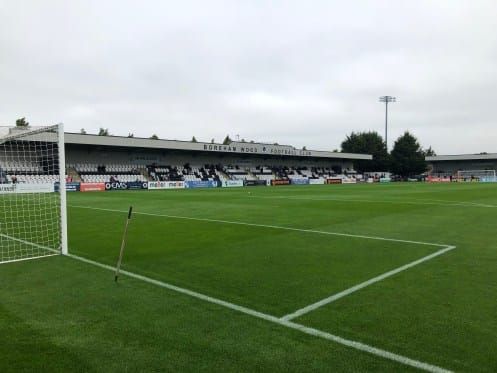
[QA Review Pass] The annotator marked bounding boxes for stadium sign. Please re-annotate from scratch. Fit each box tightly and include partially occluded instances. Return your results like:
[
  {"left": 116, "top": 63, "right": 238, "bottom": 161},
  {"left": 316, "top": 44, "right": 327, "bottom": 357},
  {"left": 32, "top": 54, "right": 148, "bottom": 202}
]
[
  {"left": 309, "top": 178, "right": 325, "bottom": 185},
  {"left": 326, "top": 178, "right": 342, "bottom": 184},
  {"left": 80, "top": 182, "right": 106, "bottom": 192},
  {"left": 341, "top": 178, "right": 357, "bottom": 184},
  {"left": 0, "top": 183, "right": 54, "bottom": 194},
  {"left": 184, "top": 180, "right": 218, "bottom": 188},
  {"left": 54, "top": 182, "right": 81, "bottom": 192},
  {"left": 105, "top": 182, "right": 128, "bottom": 190},
  {"left": 244, "top": 180, "right": 267, "bottom": 186},
  {"left": 127, "top": 181, "right": 149, "bottom": 190},
  {"left": 271, "top": 179, "right": 290, "bottom": 186},
  {"left": 222, "top": 180, "right": 244, "bottom": 188},
  {"left": 203, "top": 143, "right": 312, "bottom": 157},
  {"left": 290, "top": 178, "right": 309, "bottom": 185},
  {"left": 148, "top": 181, "right": 185, "bottom": 189}
]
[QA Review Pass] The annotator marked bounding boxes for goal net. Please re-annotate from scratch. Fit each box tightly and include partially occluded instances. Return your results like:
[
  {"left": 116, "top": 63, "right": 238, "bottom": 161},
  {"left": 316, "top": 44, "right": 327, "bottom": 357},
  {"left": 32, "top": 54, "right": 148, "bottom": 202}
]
[
  {"left": 0, "top": 124, "right": 67, "bottom": 264},
  {"left": 456, "top": 169, "right": 497, "bottom": 182}
]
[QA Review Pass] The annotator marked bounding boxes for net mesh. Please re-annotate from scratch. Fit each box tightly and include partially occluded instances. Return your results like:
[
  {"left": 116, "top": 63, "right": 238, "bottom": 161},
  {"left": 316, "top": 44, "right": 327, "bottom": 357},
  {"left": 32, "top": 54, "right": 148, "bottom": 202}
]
[
  {"left": 0, "top": 125, "right": 62, "bottom": 263},
  {"left": 456, "top": 169, "right": 496, "bottom": 182}
]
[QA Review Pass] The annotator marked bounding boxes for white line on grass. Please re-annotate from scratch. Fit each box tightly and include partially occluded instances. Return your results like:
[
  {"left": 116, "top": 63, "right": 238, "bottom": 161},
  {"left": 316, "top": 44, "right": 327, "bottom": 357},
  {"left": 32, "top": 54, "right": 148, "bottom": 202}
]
[
  {"left": 4, "top": 233, "right": 453, "bottom": 372},
  {"left": 248, "top": 195, "right": 497, "bottom": 208},
  {"left": 0, "top": 233, "right": 59, "bottom": 264},
  {"left": 67, "top": 252, "right": 452, "bottom": 373},
  {"left": 69, "top": 205, "right": 450, "bottom": 248},
  {"left": 280, "top": 245, "right": 456, "bottom": 321}
]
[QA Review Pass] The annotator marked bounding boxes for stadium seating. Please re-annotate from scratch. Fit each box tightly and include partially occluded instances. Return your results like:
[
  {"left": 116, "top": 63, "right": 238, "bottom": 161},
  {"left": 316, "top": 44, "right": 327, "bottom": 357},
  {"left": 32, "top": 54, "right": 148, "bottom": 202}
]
[
  {"left": 68, "top": 163, "right": 147, "bottom": 183},
  {"left": 1, "top": 157, "right": 361, "bottom": 185}
]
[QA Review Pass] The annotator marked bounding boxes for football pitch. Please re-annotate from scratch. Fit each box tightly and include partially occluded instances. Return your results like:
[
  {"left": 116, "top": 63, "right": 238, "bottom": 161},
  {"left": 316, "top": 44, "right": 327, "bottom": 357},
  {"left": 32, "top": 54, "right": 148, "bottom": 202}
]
[{"left": 1, "top": 183, "right": 497, "bottom": 372}]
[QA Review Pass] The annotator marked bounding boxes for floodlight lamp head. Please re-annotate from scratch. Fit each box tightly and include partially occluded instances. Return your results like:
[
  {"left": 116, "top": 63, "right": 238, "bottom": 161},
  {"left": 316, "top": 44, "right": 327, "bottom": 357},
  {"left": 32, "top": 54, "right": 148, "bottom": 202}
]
[{"left": 379, "top": 95, "right": 396, "bottom": 103}]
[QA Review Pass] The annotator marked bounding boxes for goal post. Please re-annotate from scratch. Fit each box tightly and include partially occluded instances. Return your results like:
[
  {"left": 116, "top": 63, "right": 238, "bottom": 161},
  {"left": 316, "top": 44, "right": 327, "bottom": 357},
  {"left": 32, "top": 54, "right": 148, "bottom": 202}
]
[
  {"left": 456, "top": 169, "right": 497, "bottom": 182},
  {"left": 0, "top": 123, "right": 68, "bottom": 264}
]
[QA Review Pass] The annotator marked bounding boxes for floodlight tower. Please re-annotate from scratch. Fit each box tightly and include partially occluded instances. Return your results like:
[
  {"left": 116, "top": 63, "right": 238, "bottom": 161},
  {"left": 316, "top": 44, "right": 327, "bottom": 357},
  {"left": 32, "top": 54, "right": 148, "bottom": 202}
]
[{"left": 379, "top": 96, "right": 396, "bottom": 150}]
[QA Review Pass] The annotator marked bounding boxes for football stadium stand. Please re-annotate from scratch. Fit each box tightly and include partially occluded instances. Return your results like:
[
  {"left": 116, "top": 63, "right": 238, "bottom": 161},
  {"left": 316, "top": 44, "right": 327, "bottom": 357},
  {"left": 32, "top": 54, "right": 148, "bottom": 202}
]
[
  {"left": 426, "top": 153, "right": 497, "bottom": 176},
  {"left": 1, "top": 130, "right": 372, "bottom": 186}
]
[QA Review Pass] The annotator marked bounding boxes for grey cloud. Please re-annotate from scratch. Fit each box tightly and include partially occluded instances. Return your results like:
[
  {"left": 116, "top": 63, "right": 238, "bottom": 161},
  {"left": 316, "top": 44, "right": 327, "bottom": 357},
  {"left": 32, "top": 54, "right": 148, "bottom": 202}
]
[{"left": 0, "top": 0, "right": 496, "bottom": 153}]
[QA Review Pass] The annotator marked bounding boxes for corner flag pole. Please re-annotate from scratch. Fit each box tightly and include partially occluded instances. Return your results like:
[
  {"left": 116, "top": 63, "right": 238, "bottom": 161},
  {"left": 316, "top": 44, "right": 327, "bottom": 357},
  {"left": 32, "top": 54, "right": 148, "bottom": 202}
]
[{"left": 115, "top": 206, "right": 133, "bottom": 282}]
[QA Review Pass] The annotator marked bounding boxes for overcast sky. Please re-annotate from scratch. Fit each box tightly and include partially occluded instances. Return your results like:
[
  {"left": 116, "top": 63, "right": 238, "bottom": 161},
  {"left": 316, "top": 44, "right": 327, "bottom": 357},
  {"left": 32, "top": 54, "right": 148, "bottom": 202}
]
[{"left": 1, "top": 0, "right": 496, "bottom": 154}]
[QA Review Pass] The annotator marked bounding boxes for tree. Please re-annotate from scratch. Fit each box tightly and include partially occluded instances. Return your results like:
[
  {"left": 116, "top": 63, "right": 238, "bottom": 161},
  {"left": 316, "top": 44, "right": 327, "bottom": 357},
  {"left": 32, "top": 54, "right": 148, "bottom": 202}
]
[
  {"left": 191, "top": 136, "right": 197, "bottom": 143},
  {"left": 16, "top": 117, "right": 29, "bottom": 127},
  {"left": 80, "top": 128, "right": 87, "bottom": 134},
  {"left": 98, "top": 128, "right": 110, "bottom": 136},
  {"left": 390, "top": 131, "right": 427, "bottom": 177},
  {"left": 150, "top": 134, "right": 159, "bottom": 140},
  {"left": 210, "top": 138, "right": 215, "bottom": 144},
  {"left": 127, "top": 133, "right": 134, "bottom": 138},
  {"left": 222, "top": 135, "right": 232, "bottom": 145},
  {"left": 341, "top": 131, "right": 390, "bottom": 172},
  {"left": 424, "top": 146, "right": 436, "bottom": 157},
  {"left": 302, "top": 146, "right": 307, "bottom": 150}
]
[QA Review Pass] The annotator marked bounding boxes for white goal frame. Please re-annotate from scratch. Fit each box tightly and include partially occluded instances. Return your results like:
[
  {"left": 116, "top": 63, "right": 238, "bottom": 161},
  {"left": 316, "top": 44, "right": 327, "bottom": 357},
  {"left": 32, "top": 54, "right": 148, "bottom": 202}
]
[
  {"left": 456, "top": 169, "right": 496, "bottom": 181},
  {"left": 0, "top": 123, "right": 67, "bottom": 263}
]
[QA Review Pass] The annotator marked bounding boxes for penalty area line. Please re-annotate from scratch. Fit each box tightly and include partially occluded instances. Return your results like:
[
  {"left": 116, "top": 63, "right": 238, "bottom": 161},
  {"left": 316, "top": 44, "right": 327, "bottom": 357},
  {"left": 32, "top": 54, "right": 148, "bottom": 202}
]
[
  {"left": 67, "top": 252, "right": 452, "bottom": 373},
  {"left": 69, "top": 205, "right": 450, "bottom": 248},
  {"left": 281, "top": 245, "right": 456, "bottom": 321}
]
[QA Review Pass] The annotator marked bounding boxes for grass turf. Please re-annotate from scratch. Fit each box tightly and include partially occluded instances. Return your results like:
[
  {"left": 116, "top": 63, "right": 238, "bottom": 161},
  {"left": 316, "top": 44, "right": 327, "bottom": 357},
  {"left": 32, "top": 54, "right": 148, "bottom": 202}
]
[{"left": 1, "top": 182, "right": 497, "bottom": 371}]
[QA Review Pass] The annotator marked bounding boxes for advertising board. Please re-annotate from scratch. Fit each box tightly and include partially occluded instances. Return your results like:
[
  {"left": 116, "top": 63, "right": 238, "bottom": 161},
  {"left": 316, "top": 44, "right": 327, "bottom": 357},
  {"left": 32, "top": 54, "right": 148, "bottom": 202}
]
[
  {"left": 341, "top": 178, "right": 357, "bottom": 184},
  {"left": 148, "top": 181, "right": 185, "bottom": 189},
  {"left": 244, "top": 180, "right": 267, "bottom": 186},
  {"left": 222, "top": 180, "right": 244, "bottom": 188},
  {"left": 80, "top": 182, "right": 106, "bottom": 192},
  {"left": 54, "top": 182, "right": 80, "bottom": 192},
  {"left": 0, "top": 183, "right": 55, "bottom": 194},
  {"left": 271, "top": 179, "right": 290, "bottom": 186},
  {"left": 184, "top": 180, "right": 218, "bottom": 188},
  {"left": 290, "top": 178, "right": 309, "bottom": 185},
  {"left": 309, "top": 178, "right": 325, "bottom": 185}
]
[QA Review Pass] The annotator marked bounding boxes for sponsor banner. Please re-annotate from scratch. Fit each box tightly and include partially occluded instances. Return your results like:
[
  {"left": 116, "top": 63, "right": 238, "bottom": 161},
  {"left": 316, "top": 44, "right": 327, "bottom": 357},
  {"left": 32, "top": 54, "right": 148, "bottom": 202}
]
[
  {"left": 341, "top": 178, "right": 357, "bottom": 184},
  {"left": 379, "top": 177, "right": 391, "bottom": 183},
  {"left": 105, "top": 181, "right": 128, "bottom": 190},
  {"left": 184, "top": 180, "right": 218, "bottom": 188},
  {"left": 103, "top": 181, "right": 148, "bottom": 190},
  {"left": 126, "top": 181, "right": 149, "bottom": 190},
  {"left": 54, "top": 182, "right": 81, "bottom": 192},
  {"left": 427, "top": 176, "right": 450, "bottom": 183},
  {"left": 326, "top": 178, "right": 342, "bottom": 184},
  {"left": 244, "top": 180, "right": 267, "bottom": 186},
  {"left": 0, "top": 183, "right": 55, "bottom": 194},
  {"left": 309, "top": 178, "right": 325, "bottom": 185},
  {"left": 271, "top": 179, "right": 290, "bottom": 186},
  {"left": 148, "top": 181, "right": 185, "bottom": 190},
  {"left": 222, "top": 180, "right": 244, "bottom": 188},
  {"left": 80, "top": 182, "right": 106, "bottom": 192},
  {"left": 290, "top": 178, "right": 309, "bottom": 185}
]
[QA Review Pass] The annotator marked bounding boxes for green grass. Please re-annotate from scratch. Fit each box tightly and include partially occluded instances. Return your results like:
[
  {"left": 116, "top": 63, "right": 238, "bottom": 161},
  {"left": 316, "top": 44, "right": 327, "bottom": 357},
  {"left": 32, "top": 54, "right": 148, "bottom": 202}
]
[{"left": 2, "top": 183, "right": 497, "bottom": 371}]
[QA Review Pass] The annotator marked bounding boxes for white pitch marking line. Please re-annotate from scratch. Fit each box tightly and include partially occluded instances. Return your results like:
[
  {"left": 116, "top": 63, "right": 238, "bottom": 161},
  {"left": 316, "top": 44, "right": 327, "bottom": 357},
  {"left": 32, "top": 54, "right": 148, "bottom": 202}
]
[
  {"left": 0, "top": 233, "right": 60, "bottom": 264},
  {"left": 69, "top": 205, "right": 450, "bottom": 248},
  {"left": 67, "top": 253, "right": 452, "bottom": 373},
  {"left": 281, "top": 245, "right": 456, "bottom": 321},
  {"left": 248, "top": 195, "right": 497, "bottom": 208}
]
